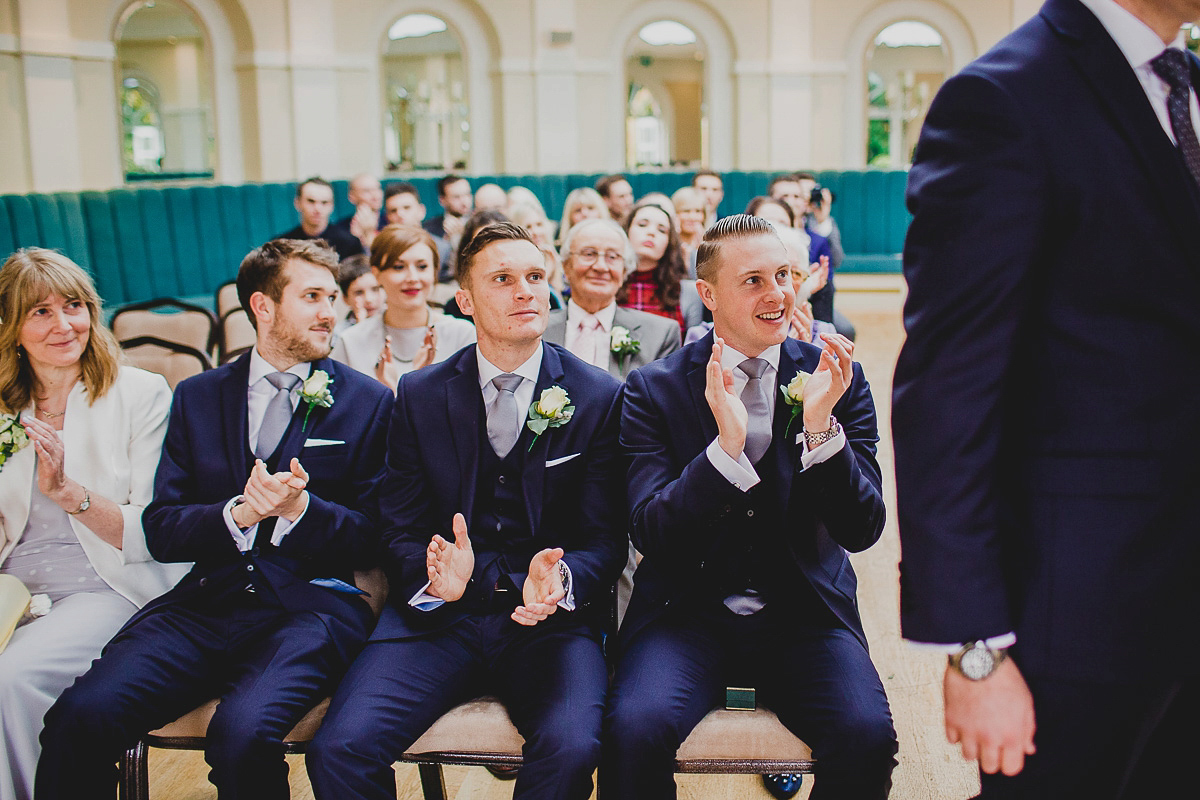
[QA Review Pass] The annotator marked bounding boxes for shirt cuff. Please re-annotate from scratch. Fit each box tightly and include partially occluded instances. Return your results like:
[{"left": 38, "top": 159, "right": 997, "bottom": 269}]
[
  {"left": 797, "top": 429, "right": 847, "bottom": 470},
  {"left": 705, "top": 438, "right": 760, "bottom": 492},
  {"left": 908, "top": 632, "right": 1017, "bottom": 654},
  {"left": 223, "top": 496, "right": 256, "bottom": 552},
  {"left": 269, "top": 491, "right": 310, "bottom": 547},
  {"left": 557, "top": 559, "right": 576, "bottom": 611},
  {"left": 409, "top": 581, "right": 445, "bottom": 611}
]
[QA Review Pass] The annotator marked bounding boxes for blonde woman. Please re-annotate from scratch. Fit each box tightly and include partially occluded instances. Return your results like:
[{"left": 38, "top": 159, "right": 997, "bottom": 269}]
[
  {"left": 556, "top": 187, "right": 608, "bottom": 245},
  {"left": 0, "top": 249, "right": 188, "bottom": 800},
  {"left": 670, "top": 186, "right": 706, "bottom": 278}
]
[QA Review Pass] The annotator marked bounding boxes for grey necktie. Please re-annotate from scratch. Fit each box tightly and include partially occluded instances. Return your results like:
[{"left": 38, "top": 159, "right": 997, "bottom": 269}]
[
  {"left": 487, "top": 374, "right": 523, "bottom": 458},
  {"left": 255, "top": 372, "right": 300, "bottom": 459},
  {"left": 1150, "top": 48, "right": 1200, "bottom": 188},
  {"left": 738, "top": 358, "right": 771, "bottom": 463}
]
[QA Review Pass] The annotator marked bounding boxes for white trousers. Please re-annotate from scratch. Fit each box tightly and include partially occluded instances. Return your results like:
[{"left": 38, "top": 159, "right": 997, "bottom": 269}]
[{"left": 0, "top": 591, "right": 136, "bottom": 800}]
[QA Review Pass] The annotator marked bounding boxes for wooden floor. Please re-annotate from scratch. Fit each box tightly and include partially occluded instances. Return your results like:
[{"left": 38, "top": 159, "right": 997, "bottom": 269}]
[{"left": 146, "top": 278, "right": 982, "bottom": 799}]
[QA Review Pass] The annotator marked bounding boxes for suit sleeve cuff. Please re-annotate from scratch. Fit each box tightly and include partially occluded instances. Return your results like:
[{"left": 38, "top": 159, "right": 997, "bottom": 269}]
[
  {"left": 269, "top": 492, "right": 310, "bottom": 546},
  {"left": 223, "top": 497, "right": 256, "bottom": 552},
  {"left": 705, "top": 438, "right": 760, "bottom": 492},
  {"left": 797, "top": 430, "right": 847, "bottom": 470},
  {"left": 908, "top": 632, "right": 1017, "bottom": 654}
]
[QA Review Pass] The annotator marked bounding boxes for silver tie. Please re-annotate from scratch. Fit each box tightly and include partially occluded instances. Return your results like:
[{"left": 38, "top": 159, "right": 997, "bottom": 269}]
[
  {"left": 487, "top": 374, "right": 523, "bottom": 458},
  {"left": 738, "top": 358, "right": 771, "bottom": 463},
  {"left": 255, "top": 372, "right": 300, "bottom": 459}
]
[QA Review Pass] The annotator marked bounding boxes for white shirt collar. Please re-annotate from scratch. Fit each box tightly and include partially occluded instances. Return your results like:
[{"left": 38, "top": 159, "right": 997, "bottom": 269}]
[
  {"left": 476, "top": 343, "right": 544, "bottom": 390},
  {"left": 719, "top": 341, "right": 782, "bottom": 375},
  {"left": 248, "top": 347, "right": 312, "bottom": 389},
  {"left": 566, "top": 298, "right": 617, "bottom": 332},
  {"left": 1078, "top": 0, "right": 1188, "bottom": 69}
]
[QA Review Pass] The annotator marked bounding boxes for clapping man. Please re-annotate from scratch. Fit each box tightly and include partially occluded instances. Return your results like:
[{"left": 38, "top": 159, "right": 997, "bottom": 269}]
[
  {"left": 307, "top": 222, "right": 626, "bottom": 800},
  {"left": 602, "top": 214, "right": 896, "bottom": 800}
]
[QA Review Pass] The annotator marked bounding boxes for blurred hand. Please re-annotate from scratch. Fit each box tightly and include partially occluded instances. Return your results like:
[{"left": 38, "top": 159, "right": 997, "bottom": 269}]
[
  {"left": 513, "top": 548, "right": 566, "bottom": 626},
  {"left": 945, "top": 657, "right": 1037, "bottom": 776}
]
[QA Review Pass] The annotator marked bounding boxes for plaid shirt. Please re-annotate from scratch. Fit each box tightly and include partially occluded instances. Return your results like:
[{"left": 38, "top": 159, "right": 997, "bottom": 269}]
[{"left": 622, "top": 269, "right": 685, "bottom": 336}]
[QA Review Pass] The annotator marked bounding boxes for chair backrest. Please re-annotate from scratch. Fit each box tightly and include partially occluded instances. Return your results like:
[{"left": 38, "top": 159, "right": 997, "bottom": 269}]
[
  {"left": 220, "top": 308, "right": 257, "bottom": 360},
  {"left": 111, "top": 298, "right": 217, "bottom": 357},
  {"left": 120, "top": 336, "right": 212, "bottom": 389},
  {"left": 215, "top": 280, "right": 241, "bottom": 319}
]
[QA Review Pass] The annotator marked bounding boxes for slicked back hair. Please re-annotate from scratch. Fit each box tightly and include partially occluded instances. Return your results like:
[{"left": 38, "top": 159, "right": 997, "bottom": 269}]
[
  {"left": 695, "top": 214, "right": 780, "bottom": 284},
  {"left": 295, "top": 176, "right": 332, "bottom": 199},
  {"left": 456, "top": 220, "right": 535, "bottom": 285},
  {"left": 238, "top": 239, "right": 339, "bottom": 329}
]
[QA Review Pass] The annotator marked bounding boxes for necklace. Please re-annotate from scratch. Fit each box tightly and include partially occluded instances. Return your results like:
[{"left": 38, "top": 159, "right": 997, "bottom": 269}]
[{"left": 39, "top": 408, "right": 65, "bottom": 419}]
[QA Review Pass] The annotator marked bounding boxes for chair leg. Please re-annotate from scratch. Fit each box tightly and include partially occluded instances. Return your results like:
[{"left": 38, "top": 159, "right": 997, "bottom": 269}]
[
  {"left": 417, "top": 763, "right": 448, "bottom": 800},
  {"left": 119, "top": 740, "right": 149, "bottom": 800}
]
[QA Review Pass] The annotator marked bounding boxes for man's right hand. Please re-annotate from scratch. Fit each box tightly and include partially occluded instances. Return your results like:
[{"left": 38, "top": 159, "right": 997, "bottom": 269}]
[
  {"left": 944, "top": 656, "right": 1037, "bottom": 776},
  {"left": 704, "top": 337, "right": 748, "bottom": 460},
  {"left": 426, "top": 512, "right": 474, "bottom": 602}
]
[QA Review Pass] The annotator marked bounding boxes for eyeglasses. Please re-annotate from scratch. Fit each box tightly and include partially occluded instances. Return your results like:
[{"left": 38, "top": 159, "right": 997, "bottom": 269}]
[{"left": 571, "top": 248, "right": 625, "bottom": 267}]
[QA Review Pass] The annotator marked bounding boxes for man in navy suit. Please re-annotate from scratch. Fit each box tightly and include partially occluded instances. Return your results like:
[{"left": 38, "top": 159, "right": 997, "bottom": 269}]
[
  {"left": 36, "top": 239, "right": 392, "bottom": 800},
  {"left": 306, "top": 221, "right": 626, "bottom": 800},
  {"left": 602, "top": 214, "right": 896, "bottom": 800},
  {"left": 894, "top": 0, "right": 1200, "bottom": 796}
]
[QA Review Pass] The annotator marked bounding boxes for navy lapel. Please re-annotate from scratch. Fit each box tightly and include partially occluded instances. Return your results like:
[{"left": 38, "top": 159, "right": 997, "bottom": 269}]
[
  {"left": 686, "top": 332, "right": 719, "bottom": 446},
  {"left": 771, "top": 338, "right": 819, "bottom": 510},
  {"left": 275, "top": 357, "right": 337, "bottom": 467},
  {"left": 447, "top": 347, "right": 483, "bottom": 522},
  {"left": 221, "top": 352, "right": 253, "bottom": 474},
  {"left": 522, "top": 343, "right": 565, "bottom": 537}
]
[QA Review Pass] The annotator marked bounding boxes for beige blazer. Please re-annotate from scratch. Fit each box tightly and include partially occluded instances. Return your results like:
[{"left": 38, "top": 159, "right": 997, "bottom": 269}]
[
  {"left": 330, "top": 310, "right": 478, "bottom": 389},
  {"left": 0, "top": 366, "right": 190, "bottom": 608}
]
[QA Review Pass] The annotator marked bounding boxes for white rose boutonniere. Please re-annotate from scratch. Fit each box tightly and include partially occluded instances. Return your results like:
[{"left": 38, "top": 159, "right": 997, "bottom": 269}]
[
  {"left": 0, "top": 414, "right": 30, "bottom": 473},
  {"left": 299, "top": 370, "right": 334, "bottom": 431},
  {"left": 779, "top": 371, "right": 812, "bottom": 438},
  {"left": 609, "top": 325, "right": 641, "bottom": 367},
  {"left": 526, "top": 385, "right": 574, "bottom": 451}
]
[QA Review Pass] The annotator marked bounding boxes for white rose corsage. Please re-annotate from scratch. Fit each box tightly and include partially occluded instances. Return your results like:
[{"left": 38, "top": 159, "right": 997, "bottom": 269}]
[
  {"left": 609, "top": 325, "right": 641, "bottom": 366},
  {"left": 526, "top": 385, "right": 574, "bottom": 451},
  {"left": 299, "top": 370, "right": 334, "bottom": 431},
  {"left": 0, "top": 414, "right": 30, "bottom": 474},
  {"left": 779, "top": 371, "right": 812, "bottom": 438}
]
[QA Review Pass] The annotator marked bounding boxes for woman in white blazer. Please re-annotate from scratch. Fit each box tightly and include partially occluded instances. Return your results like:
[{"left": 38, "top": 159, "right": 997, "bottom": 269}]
[
  {"left": 0, "top": 249, "right": 188, "bottom": 800},
  {"left": 331, "top": 224, "right": 475, "bottom": 392}
]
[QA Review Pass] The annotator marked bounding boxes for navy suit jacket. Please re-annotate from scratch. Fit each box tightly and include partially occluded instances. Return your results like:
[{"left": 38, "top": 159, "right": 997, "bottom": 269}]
[
  {"left": 620, "top": 333, "right": 886, "bottom": 648},
  {"left": 894, "top": 0, "right": 1200, "bottom": 682},
  {"left": 371, "top": 342, "right": 627, "bottom": 640},
  {"left": 141, "top": 353, "right": 393, "bottom": 662}
]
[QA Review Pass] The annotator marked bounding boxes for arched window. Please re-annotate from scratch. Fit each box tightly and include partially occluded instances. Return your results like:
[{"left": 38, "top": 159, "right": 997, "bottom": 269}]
[
  {"left": 865, "top": 21, "right": 947, "bottom": 168},
  {"left": 115, "top": 0, "right": 215, "bottom": 181},
  {"left": 626, "top": 20, "right": 706, "bottom": 169},
  {"left": 383, "top": 13, "right": 469, "bottom": 171}
]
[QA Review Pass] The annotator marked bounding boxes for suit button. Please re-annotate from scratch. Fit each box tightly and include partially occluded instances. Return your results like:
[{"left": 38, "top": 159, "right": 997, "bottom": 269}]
[
  {"left": 495, "top": 522, "right": 502, "bottom": 531},
  {"left": 199, "top": 578, "right": 207, "bottom": 587},
  {"left": 498, "top": 475, "right": 506, "bottom": 484},
  {"left": 246, "top": 564, "right": 255, "bottom": 572},
  {"left": 747, "top": 510, "right": 755, "bottom": 518}
]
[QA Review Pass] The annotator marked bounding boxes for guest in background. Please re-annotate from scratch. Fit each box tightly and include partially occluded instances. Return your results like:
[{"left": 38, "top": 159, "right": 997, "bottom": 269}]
[
  {"left": 384, "top": 182, "right": 454, "bottom": 280},
  {"left": 333, "top": 255, "right": 384, "bottom": 340},
  {"left": 474, "top": 183, "right": 508, "bottom": 213},
  {"left": 332, "top": 225, "right": 476, "bottom": 392},
  {"left": 557, "top": 187, "right": 609, "bottom": 246},
  {"left": 274, "top": 177, "right": 362, "bottom": 260},
  {"left": 423, "top": 174, "right": 473, "bottom": 250},
  {"left": 670, "top": 186, "right": 707, "bottom": 278},
  {"left": 691, "top": 169, "right": 724, "bottom": 227},
  {"left": 619, "top": 202, "right": 703, "bottom": 337},
  {"left": 509, "top": 202, "right": 555, "bottom": 251},
  {"left": 0, "top": 249, "right": 189, "bottom": 800},
  {"left": 596, "top": 174, "right": 635, "bottom": 222},
  {"left": 506, "top": 186, "right": 548, "bottom": 219},
  {"left": 328, "top": 173, "right": 385, "bottom": 255},
  {"left": 745, "top": 195, "right": 795, "bottom": 229}
]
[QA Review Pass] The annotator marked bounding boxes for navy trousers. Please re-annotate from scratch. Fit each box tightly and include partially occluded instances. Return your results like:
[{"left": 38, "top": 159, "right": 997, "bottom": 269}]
[
  {"left": 307, "top": 609, "right": 608, "bottom": 800},
  {"left": 601, "top": 602, "right": 897, "bottom": 800},
  {"left": 36, "top": 594, "right": 348, "bottom": 800}
]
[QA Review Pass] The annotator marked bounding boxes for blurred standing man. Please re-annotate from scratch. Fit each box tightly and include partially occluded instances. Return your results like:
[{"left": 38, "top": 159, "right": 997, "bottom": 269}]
[
  {"left": 691, "top": 169, "right": 725, "bottom": 227},
  {"left": 595, "top": 174, "right": 634, "bottom": 223},
  {"left": 328, "top": 173, "right": 386, "bottom": 255},
  {"left": 274, "top": 177, "right": 364, "bottom": 260},
  {"left": 894, "top": 1, "right": 1200, "bottom": 798},
  {"left": 423, "top": 174, "right": 473, "bottom": 250}
]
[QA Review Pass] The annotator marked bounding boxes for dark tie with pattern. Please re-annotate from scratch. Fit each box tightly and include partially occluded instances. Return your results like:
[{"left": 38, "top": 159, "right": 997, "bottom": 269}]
[
  {"left": 487, "top": 374, "right": 523, "bottom": 458},
  {"left": 255, "top": 372, "right": 300, "bottom": 459},
  {"left": 1150, "top": 47, "right": 1200, "bottom": 188},
  {"left": 738, "top": 357, "right": 772, "bottom": 463}
]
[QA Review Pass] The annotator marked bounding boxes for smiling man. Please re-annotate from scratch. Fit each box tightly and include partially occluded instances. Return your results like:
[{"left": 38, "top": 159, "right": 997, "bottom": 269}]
[
  {"left": 37, "top": 239, "right": 393, "bottom": 800},
  {"left": 601, "top": 214, "right": 897, "bottom": 800},
  {"left": 307, "top": 221, "right": 626, "bottom": 800}
]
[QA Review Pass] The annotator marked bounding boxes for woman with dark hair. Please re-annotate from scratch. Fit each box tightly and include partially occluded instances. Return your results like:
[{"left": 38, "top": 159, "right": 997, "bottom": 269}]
[
  {"left": 618, "top": 202, "right": 702, "bottom": 335},
  {"left": 0, "top": 248, "right": 188, "bottom": 800},
  {"left": 744, "top": 195, "right": 795, "bottom": 228}
]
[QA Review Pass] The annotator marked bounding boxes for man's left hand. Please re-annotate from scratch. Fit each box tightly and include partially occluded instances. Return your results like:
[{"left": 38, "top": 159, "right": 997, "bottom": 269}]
[
  {"left": 241, "top": 458, "right": 309, "bottom": 521},
  {"left": 802, "top": 334, "right": 855, "bottom": 431},
  {"left": 513, "top": 547, "right": 566, "bottom": 626}
]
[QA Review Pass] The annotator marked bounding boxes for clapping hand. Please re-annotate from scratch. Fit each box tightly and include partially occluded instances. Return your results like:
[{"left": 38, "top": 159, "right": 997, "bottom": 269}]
[
  {"left": 350, "top": 203, "right": 379, "bottom": 249},
  {"left": 789, "top": 302, "right": 815, "bottom": 343},
  {"left": 512, "top": 548, "right": 566, "bottom": 626},
  {"left": 427, "top": 513, "right": 474, "bottom": 602},
  {"left": 801, "top": 334, "right": 855, "bottom": 431},
  {"left": 704, "top": 337, "right": 748, "bottom": 460},
  {"left": 412, "top": 326, "right": 438, "bottom": 371},
  {"left": 809, "top": 256, "right": 829, "bottom": 292},
  {"left": 21, "top": 415, "right": 68, "bottom": 502},
  {"left": 374, "top": 335, "right": 400, "bottom": 388},
  {"left": 238, "top": 458, "right": 309, "bottom": 525}
]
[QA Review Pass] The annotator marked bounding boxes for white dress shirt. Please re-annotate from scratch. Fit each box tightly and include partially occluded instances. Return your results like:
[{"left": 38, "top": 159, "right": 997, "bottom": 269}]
[
  {"left": 221, "top": 348, "right": 312, "bottom": 551},
  {"left": 1080, "top": 0, "right": 1200, "bottom": 145},
  {"left": 565, "top": 299, "right": 617, "bottom": 371}
]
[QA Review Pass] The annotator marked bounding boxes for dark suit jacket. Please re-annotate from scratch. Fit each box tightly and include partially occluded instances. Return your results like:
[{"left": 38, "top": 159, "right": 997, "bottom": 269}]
[
  {"left": 543, "top": 305, "right": 682, "bottom": 381},
  {"left": 141, "top": 354, "right": 393, "bottom": 661},
  {"left": 371, "top": 342, "right": 627, "bottom": 640},
  {"left": 893, "top": 0, "right": 1200, "bottom": 683},
  {"left": 620, "top": 333, "right": 886, "bottom": 648}
]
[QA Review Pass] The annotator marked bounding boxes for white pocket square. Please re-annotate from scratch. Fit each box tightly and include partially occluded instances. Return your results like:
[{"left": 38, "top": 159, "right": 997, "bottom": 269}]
[
  {"left": 304, "top": 438, "right": 346, "bottom": 447},
  {"left": 546, "top": 453, "right": 581, "bottom": 468}
]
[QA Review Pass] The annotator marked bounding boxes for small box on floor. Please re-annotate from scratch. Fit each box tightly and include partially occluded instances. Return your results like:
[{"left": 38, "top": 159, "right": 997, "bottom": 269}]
[{"left": 725, "top": 687, "right": 756, "bottom": 711}]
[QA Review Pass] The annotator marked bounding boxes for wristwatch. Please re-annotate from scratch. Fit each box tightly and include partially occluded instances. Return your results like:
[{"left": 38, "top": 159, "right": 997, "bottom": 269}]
[
  {"left": 803, "top": 415, "right": 841, "bottom": 448},
  {"left": 67, "top": 487, "right": 91, "bottom": 515},
  {"left": 949, "top": 640, "right": 1009, "bottom": 681}
]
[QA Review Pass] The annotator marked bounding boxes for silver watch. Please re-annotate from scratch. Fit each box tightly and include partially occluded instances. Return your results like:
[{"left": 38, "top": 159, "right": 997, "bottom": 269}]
[
  {"left": 803, "top": 415, "right": 841, "bottom": 448},
  {"left": 949, "top": 641, "right": 1009, "bottom": 681}
]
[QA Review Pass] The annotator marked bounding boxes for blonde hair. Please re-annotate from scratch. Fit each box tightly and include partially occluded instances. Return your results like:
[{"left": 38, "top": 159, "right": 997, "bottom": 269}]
[
  {"left": 557, "top": 188, "right": 608, "bottom": 245},
  {"left": 0, "top": 248, "right": 121, "bottom": 413}
]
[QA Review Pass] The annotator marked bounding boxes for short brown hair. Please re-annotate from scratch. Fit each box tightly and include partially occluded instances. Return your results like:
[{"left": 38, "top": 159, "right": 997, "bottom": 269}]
[
  {"left": 695, "top": 214, "right": 778, "bottom": 283},
  {"left": 238, "top": 239, "right": 339, "bottom": 329},
  {"left": 370, "top": 224, "right": 440, "bottom": 274},
  {"left": 295, "top": 176, "right": 332, "bottom": 199},
  {"left": 456, "top": 221, "right": 534, "bottom": 285},
  {"left": 692, "top": 168, "right": 722, "bottom": 187},
  {"left": 594, "top": 174, "right": 629, "bottom": 199}
]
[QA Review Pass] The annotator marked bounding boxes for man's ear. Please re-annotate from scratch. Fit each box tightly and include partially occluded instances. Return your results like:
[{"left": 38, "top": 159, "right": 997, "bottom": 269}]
[
  {"left": 455, "top": 286, "right": 474, "bottom": 317},
  {"left": 248, "top": 291, "right": 273, "bottom": 329},
  {"left": 696, "top": 279, "right": 718, "bottom": 313}
]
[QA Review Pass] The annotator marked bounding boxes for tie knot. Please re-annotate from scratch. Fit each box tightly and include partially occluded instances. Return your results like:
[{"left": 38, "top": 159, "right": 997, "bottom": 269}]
[
  {"left": 492, "top": 373, "right": 522, "bottom": 394},
  {"left": 738, "top": 357, "right": 769, "bottom": 380},
  {"left": 1151, "top": 48, "right": 1191, "bottom": 89},
  {"left": 265, "top": 372, "right": 300, "bottom": 392}
]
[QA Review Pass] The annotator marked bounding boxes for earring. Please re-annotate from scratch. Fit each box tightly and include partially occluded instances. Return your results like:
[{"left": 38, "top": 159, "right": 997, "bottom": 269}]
[{"left": 15, "top": 346, "right": 21, "bottom": 359}]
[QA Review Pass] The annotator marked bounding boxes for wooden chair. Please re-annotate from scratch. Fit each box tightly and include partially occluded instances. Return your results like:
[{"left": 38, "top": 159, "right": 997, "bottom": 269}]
[
  {"left": 110, "top": 298, "right": 218, "bottom": 361},
  {"left": 219, "top": 308, "right": 256, "bottom": 362},
  {"left": 214, "top": 281, "right": 241, "bottom": 320},
  {"left": 119, "top": 336, "right": 212, "bottom": 389}
]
